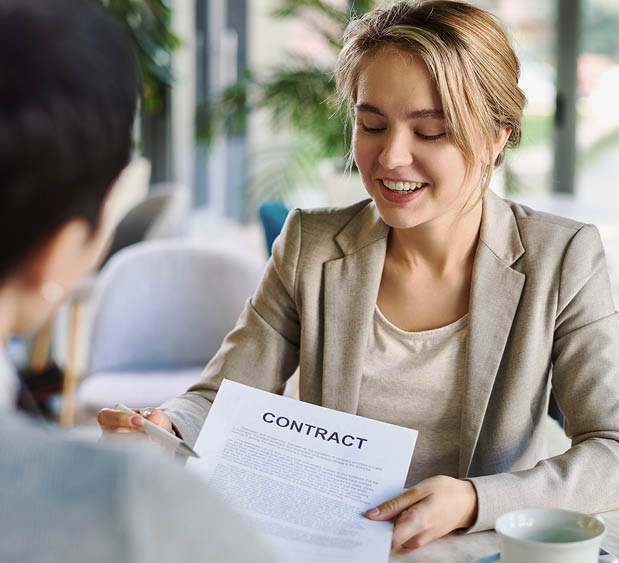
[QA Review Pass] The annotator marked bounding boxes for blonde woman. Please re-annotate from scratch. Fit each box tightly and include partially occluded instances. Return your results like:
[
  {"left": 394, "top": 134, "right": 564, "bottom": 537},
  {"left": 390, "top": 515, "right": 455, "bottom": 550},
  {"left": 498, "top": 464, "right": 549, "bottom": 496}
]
[{"left": 100, "top": 0, "right": 619, "bottom": 551}]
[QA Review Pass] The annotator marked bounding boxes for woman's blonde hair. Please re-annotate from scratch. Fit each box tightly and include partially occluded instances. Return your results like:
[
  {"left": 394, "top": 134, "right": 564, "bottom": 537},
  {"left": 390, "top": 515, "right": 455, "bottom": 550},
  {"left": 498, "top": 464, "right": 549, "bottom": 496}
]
[{"left": 335, "top": 0, "right": 526, "bottom": 195}]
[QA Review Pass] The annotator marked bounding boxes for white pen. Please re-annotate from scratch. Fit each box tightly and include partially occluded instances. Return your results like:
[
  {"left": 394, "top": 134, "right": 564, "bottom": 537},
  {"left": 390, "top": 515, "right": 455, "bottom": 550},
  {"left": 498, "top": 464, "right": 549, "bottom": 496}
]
[{"left": 114, "top": 403, "right": 200, "bottom": 458}]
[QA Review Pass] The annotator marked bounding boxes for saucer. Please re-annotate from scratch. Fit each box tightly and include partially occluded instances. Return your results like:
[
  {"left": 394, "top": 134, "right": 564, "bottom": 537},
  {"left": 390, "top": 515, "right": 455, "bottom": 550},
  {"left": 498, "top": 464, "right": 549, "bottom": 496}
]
[{"left": 472, "top": 551, "right": 617, "bottom": 563}]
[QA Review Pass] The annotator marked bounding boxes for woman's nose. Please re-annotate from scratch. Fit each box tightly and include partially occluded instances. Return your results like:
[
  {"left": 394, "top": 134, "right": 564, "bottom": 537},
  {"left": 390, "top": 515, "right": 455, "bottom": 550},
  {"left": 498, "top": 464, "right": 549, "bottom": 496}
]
[{"left": 378, "top": 129, "right": 413, "bottom": 170}]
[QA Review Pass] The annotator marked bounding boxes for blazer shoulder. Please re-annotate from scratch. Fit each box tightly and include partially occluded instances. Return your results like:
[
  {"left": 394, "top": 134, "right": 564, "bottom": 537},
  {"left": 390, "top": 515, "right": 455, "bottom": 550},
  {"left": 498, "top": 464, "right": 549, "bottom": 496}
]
[
  {"left": 295, "top": 199, "right": 372, "bottom": 232},
  {"left": 272, "top": 199, "right": 375, "bottom": 282},
  {"left": 499, "top": 198, "right": 604, "bottom": 271},
  {"left": 295, "top": 199, "right": 377, "bottom": 256},
  {"left": 506, "top": 198, "right": 585, "bottom": 235}
]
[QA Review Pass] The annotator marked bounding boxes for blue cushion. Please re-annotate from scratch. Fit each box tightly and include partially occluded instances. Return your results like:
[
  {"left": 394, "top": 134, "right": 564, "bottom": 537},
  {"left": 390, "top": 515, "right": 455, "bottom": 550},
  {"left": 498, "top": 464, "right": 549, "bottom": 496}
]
[{"left": 258, "top": 201, "right": 289, "bottom": 257}]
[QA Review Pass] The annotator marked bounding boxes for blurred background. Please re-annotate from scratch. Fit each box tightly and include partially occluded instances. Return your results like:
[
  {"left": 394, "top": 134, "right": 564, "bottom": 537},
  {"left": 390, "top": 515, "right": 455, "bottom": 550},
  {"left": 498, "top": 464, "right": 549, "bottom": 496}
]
[{"left": 11, "top": 0, "right": 619, "bottom": 429}]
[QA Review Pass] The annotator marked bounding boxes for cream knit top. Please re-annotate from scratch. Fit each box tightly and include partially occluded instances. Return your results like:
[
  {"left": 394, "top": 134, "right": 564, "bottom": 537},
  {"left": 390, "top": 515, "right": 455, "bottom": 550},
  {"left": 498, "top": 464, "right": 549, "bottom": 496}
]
[{"left": 357, "top": 307, "right": 468, "bottom": 487}]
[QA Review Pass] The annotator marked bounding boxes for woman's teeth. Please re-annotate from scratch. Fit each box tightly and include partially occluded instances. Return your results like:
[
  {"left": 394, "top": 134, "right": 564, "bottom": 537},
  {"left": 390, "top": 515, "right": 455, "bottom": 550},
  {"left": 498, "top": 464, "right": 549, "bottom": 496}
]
[{"left": 382, "top": 180, "right": 427, "bottom": 192}]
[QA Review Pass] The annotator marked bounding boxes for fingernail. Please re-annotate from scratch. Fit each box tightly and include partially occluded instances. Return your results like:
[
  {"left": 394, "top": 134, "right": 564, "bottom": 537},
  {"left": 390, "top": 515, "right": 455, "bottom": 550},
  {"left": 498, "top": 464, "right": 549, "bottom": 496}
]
[
  {"left": 142, "top": 410, "right": 152, "bottom": 417},
  {"left": 131, "top": 416, "right": 142, "bottom": 426},
  {"left": 366, "top": 507, "right": 380, "bottom": 517}
]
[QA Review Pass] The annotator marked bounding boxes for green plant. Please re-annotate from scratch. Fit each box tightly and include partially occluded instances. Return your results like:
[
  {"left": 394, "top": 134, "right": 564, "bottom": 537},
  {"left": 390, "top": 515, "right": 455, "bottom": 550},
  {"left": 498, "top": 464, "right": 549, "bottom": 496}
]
[
  {"left": 199, "top": 0, "right": 376, "bottom": 209},
  {"left": 101, "top": 0, "right": 181, "bottom": 115}
]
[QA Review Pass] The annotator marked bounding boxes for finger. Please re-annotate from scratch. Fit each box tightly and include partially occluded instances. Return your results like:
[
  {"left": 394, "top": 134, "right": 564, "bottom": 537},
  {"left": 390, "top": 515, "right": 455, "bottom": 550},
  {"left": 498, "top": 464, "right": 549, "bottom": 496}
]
[
  {"left": 365, "top": 485, "right": 427, "bottom": 521},
  {"left": 97, "top": 408, "right": 143, "bottom": 430},
  {"left": 139, "top": 408, "right": 173, "bottom": 432},
  {"left": 400, "top": 531, "right": 434, "bottom": 552},
  {"left": 391, "top": 496, "right": 434, "bottom": 550}
]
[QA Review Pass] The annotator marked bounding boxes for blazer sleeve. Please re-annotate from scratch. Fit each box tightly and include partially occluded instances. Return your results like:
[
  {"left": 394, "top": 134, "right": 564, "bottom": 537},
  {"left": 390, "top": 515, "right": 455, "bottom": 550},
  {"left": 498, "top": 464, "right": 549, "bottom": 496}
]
[
  {"left": 467, "top": 224, "right": 619, "bottom": 532},
  {"left": 159, "top": 210, "right": 303, "bottom": 446}
]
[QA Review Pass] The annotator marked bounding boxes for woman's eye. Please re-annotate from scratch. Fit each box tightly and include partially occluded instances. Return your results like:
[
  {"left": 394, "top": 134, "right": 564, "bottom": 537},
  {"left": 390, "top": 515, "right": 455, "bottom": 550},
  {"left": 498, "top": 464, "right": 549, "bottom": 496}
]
[
  {"left": 361, "top": 123, "right": 385, "bottom": 134},
  {"left": 416, "top": 132, "right": 446, "bottom": 141}
]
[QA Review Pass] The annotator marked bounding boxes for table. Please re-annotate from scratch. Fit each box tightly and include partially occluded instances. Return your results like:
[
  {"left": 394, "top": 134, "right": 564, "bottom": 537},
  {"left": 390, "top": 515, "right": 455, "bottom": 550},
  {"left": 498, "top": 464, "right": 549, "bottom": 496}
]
[{"left": 389, "top": 509, "right": 619, "bottom": 562}]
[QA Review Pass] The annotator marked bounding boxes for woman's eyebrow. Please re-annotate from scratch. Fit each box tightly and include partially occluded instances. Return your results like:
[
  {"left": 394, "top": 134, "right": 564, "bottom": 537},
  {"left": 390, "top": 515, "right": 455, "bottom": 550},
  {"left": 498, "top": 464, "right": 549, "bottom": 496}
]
[{"left": 355, "top": 103, "right": 444, "bottom": 119}]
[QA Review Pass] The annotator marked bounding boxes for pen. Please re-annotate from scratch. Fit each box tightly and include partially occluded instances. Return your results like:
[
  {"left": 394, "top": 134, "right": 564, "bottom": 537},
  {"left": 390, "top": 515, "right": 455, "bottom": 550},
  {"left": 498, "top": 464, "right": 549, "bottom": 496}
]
[{"left": 114, "top": 403, "right": 200, "bottom": 458}]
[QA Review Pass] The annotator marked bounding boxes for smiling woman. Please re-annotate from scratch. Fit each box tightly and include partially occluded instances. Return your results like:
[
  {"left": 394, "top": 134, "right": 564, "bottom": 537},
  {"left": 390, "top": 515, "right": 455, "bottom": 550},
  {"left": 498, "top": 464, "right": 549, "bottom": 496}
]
[
  {"left": 98, "top": 0, "right": 619, "bottom": 556},
  {"left": 352, "top": 48, "right": 479, "bottom": 231}
]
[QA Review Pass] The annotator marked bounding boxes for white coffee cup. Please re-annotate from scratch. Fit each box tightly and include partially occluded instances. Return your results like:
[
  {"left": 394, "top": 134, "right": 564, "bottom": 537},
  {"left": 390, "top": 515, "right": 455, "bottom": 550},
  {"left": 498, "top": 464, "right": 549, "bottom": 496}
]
[{"left": 495, "top": 508, "right": 606, "bottom": 563}]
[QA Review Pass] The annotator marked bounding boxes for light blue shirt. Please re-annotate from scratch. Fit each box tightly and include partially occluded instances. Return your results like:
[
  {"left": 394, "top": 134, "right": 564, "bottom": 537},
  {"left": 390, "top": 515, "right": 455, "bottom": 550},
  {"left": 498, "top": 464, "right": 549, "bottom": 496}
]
[
  {"left": 0, "top": 347, "right": 18, "bottom": 411},
  {"left": 0, "top": 350, "right": 274, "bottom": 563}
]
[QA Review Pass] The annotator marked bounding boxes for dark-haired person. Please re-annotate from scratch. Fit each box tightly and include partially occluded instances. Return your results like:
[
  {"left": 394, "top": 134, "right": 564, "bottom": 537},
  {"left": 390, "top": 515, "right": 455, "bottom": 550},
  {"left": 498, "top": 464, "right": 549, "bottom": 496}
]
[{"left": 0, "top": 1, "right": 272, "bottom": 561}]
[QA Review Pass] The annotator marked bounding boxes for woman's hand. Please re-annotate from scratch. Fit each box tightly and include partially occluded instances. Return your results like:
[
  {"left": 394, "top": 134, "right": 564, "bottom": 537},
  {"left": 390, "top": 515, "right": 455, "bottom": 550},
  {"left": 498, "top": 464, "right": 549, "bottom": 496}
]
[
  {"left": 365, "top": 475, "right": 478, "bottom": 552},
  {"left": 97, "top": 406, "right": 173, "bottom": 435}
]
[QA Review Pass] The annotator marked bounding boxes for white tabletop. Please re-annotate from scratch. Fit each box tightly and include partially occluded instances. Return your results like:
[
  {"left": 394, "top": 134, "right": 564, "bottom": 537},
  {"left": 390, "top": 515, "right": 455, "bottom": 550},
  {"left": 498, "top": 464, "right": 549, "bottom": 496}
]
[{"left": 389, "top": 509, "right": 619, "bottom": 563}]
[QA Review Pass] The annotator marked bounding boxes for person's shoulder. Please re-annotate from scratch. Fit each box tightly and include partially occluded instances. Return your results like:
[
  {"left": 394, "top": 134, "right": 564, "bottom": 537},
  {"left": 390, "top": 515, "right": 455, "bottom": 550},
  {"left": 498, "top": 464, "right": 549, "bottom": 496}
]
[
  {"left": 293, "top": 198, "right": 374, "bottom": 233},
  {"left": 503, "top": 197, "right": 586, "bottom": 234},
  {"left": 296, "top": 198, "right": 372, "bottom": 218},
  {"left": 0, "top": 411, "right": 167, "bottom": 497},
  {"left": 0, "top": 411, "right": 122, "bottom": 465},
  {"left": 0, "top": 413, "right": 142, "bottom": 561},
  {"left": 498, "top": 195, "right": 596, "bottom": 254},
  {"left": 495, "top": 195, "right": 604, "bottom": 270},
  {"left": 0, "top": 413, "right": 273, "bottom": 563},
  {"left": 273, "top": 199, "right": 378, "bottom": 267}
]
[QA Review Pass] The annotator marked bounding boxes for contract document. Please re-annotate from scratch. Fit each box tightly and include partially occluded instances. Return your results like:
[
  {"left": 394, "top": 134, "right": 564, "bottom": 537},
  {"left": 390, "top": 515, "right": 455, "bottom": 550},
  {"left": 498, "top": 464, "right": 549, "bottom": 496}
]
[{"left": 187, "top": 379, "right": 418, "bottom": 563}]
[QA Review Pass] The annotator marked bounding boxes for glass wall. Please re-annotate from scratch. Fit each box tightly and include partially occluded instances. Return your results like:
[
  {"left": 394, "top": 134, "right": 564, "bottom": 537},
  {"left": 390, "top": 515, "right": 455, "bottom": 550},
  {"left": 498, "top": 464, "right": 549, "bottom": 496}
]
[
  {"left": 472, "top": 0, "right": 556, "bottom": 197},
  {"left": 201, "top": 0, "right": 619, "bottom": 211},
  {"left": 577, "top": 0, "right": 619, "bottom": 203}
]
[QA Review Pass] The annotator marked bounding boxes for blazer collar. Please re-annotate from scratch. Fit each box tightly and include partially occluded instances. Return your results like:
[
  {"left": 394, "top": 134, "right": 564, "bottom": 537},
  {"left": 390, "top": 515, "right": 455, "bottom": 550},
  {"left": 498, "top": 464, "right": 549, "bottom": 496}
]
[
  {"left": 322, "top": 200, "right": 388, "bottom": 413},
  {"left": 478, "top": 189, "right": 525, "bottom": 266},
  {"left": 459, "top": 189, "right": 526, "bottom": 476},
  {"left": 332, "top": 191, "right": 525, "bottom": 262},
  {"left": 333, "top": 200, "right": 389, "bottom": 257}
]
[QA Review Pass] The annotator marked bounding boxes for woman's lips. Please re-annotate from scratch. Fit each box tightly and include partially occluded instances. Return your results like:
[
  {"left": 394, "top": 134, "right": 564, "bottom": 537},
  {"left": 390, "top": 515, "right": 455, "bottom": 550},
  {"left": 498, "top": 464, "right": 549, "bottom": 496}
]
[{"left": 378, "top": 179, "right": 427, "bottom": 203}]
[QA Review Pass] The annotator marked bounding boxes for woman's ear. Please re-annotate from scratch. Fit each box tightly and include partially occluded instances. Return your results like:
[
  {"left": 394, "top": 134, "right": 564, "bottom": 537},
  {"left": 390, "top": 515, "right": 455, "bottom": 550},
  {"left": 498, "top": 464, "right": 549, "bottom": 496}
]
[
  {"left": 19, "top": 220, "right": 95, "bottom": 300},
  {"left": 492, "top": 126, "right": 512, "bottom": 162},
  {"left": 8, "top": 218, "right": 110, "bottom": 334}
]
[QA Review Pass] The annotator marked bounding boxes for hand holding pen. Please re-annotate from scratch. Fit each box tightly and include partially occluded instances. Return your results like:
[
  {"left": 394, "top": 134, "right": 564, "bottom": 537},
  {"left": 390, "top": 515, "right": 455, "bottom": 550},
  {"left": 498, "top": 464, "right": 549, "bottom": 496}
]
[{"left": 97, "top": 404, "right": 199, "bottom": 458}]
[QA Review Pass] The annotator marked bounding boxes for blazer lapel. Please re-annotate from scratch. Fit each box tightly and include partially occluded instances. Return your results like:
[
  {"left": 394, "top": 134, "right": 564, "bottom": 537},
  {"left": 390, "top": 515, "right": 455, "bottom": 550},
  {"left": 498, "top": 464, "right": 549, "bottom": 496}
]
[
  {"left": 322, "top": 201, "right": 388, "bottom": 413},
  {"left": 318, "top": 193, "right": 526, "bottom": 466},
  {"left": 459, "top": 191, "right": 526, "bottom": 477}
]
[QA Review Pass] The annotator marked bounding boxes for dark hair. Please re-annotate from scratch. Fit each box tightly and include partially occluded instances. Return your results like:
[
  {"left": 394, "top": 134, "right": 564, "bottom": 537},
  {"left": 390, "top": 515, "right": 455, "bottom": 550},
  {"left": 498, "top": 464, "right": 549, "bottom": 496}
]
[{"left": 0, "top": 0, "right": 140, "bottom": 283}]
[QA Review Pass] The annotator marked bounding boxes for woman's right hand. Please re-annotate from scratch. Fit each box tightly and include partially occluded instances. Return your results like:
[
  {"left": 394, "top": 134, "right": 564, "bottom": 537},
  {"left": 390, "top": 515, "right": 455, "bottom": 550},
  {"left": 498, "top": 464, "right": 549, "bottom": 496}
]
[{"left": 97, "top": 406, "right": 173, "bottom": 435}]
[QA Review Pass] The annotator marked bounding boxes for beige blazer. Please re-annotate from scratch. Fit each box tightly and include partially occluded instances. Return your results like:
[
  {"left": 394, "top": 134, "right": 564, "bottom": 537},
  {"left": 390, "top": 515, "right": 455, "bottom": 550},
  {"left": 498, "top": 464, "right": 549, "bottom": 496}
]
[{"left": 161, "top": 190, "right": 619, "bottom": 532}]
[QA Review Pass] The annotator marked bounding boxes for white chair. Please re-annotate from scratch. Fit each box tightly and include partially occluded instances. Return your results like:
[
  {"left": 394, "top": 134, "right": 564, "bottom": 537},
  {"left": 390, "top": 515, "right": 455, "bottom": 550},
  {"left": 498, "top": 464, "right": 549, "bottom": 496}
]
[
  {"left": 76, "top": 239, "right": 264, "bottom": 410},
  {"left": 101, "top": 182, "right": 191, "bottom": 264},
  {"left": 58, "top": 183, "right": 192, "bottom": 424}
]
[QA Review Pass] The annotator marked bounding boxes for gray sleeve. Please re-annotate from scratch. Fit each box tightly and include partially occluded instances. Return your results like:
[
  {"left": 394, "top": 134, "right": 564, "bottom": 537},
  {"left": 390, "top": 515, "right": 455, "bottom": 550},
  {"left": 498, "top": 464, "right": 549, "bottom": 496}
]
[
  {"left": 160, "top": 209, "right": 303, "bottom": 446},
  {"left": 467, "top": 224, "right": 619, "bottom": 532},
  {"left": 125, "top": 452, "right": 276, "bottom": 563}
]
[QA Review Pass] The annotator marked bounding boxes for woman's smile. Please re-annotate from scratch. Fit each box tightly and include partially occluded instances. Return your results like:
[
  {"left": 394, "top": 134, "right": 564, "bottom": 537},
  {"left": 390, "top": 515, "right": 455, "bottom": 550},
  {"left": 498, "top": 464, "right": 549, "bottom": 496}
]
[{"left": 378, "top": 179, "right": 429, "bottom": 204}]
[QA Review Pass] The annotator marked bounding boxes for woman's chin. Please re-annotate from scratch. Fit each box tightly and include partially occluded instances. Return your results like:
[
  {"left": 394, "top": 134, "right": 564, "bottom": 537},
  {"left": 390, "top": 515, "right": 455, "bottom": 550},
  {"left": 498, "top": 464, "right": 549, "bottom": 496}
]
[{"left": 375, "top": 209, "right": 425, "bottom": 230}]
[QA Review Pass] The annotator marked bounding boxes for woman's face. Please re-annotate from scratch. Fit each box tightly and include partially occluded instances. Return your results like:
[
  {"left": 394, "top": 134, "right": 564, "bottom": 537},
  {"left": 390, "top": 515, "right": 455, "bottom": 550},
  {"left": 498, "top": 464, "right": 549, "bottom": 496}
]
[{"left": 353, "top": 47, "right": 479, "bottom": 231}]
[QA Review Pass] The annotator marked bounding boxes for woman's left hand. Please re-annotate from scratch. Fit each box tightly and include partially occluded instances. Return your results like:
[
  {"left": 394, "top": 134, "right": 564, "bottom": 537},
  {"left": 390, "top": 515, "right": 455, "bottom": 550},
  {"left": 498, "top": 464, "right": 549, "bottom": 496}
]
[{"left": 365, "top": 475, "right": 478, "bottom": 552}]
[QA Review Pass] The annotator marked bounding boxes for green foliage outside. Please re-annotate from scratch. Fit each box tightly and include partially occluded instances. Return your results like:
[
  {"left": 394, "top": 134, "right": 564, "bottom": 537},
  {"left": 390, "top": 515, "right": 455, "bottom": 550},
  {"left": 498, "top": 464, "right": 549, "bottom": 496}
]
[
  {"left": 519, "top": 112, "right": 619, "bottom": 165},
  {"left": 101, "top": 0, "right": 180, "bottom": 115},
  {"left": 202, "top": 0, "right": 619, "bottom": 205},
  {"left": 198, "top": 0, "right": 376, "bottom": 211},
  {"left": 583, "top": 0, "right": 619, "bottom": 57},
  {"left": 520, "top": 113, "right": 553, "bottom": 149}
]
